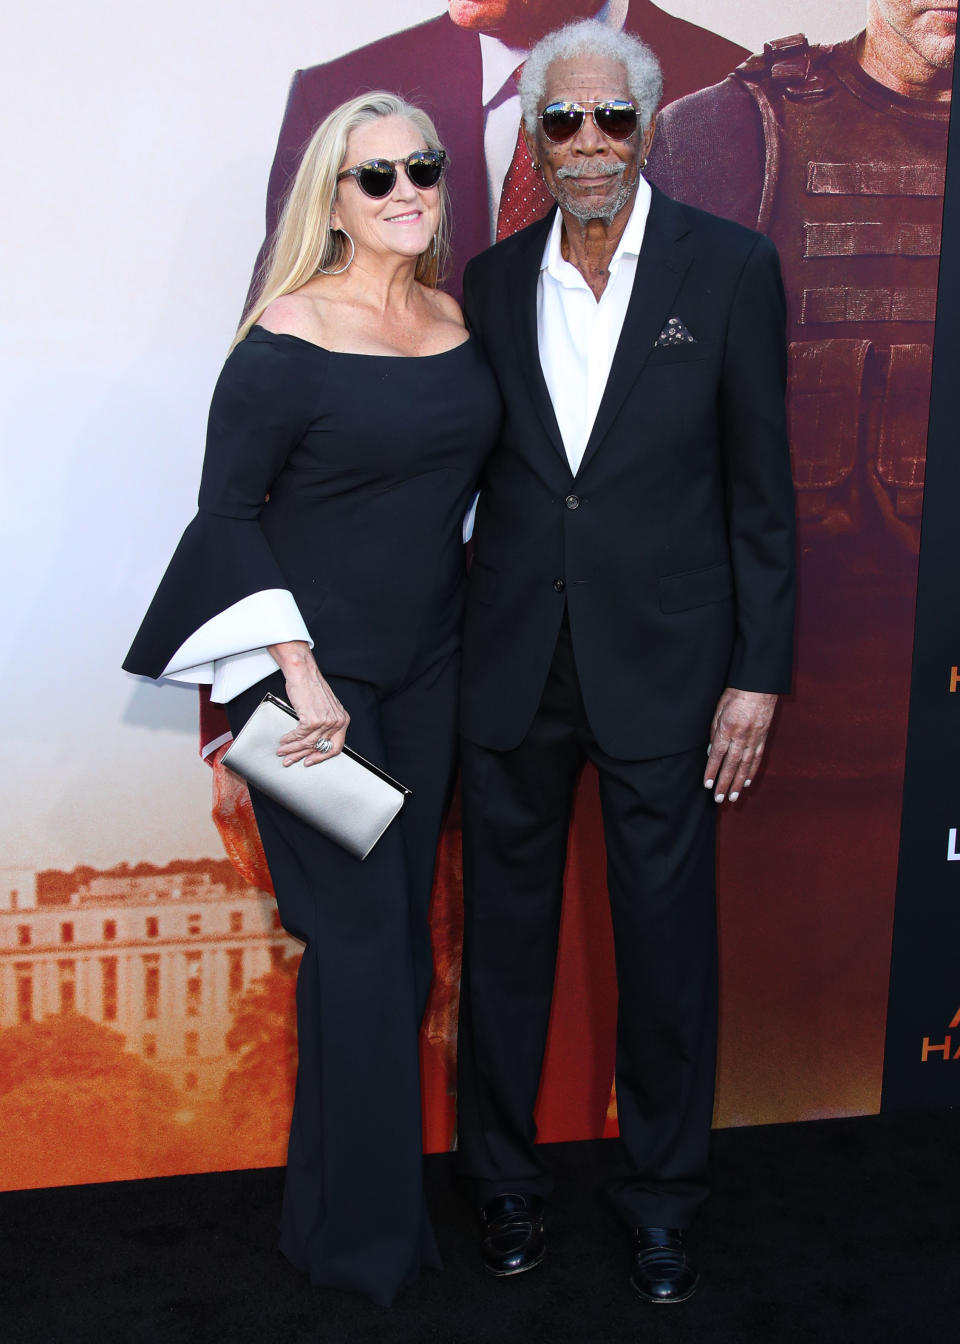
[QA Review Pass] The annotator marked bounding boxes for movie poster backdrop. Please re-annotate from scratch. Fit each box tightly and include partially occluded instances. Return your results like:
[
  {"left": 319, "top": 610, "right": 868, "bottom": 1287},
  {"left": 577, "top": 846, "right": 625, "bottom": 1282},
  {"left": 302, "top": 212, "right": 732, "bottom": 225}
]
[{"left": 0, "top": 1, "right": 952, "bottom": 1191}]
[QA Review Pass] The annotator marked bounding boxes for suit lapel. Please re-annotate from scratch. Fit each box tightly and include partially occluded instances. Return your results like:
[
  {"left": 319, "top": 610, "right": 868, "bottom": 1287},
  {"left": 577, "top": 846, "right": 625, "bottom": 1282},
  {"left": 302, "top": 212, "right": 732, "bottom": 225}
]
[
  {"left": 576, "top": 190, "right": 692, "bottom": 477},
  {"left": 508, "top": 211, "right": 568, "bottom": 463}
]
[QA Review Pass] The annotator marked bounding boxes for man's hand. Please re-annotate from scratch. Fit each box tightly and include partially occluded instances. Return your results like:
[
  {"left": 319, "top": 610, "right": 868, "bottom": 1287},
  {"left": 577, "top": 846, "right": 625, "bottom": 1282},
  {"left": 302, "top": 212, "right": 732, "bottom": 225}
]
[{"left": 704, "top": 688, "right": 779, "bottom": 803}]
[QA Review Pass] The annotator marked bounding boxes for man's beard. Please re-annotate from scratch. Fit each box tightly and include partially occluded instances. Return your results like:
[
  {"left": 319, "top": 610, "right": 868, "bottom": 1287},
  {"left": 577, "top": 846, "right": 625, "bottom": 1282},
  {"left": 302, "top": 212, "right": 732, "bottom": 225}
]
[{"left": 550, "top": 161, "right": 635, "bottom": 223}]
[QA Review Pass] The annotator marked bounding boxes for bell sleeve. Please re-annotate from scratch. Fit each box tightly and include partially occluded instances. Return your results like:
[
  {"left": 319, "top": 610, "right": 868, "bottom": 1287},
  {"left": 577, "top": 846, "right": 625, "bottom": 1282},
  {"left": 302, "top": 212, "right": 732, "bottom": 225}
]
[{"left": 123, "top": 334, "right": 325, "bottom": 702}]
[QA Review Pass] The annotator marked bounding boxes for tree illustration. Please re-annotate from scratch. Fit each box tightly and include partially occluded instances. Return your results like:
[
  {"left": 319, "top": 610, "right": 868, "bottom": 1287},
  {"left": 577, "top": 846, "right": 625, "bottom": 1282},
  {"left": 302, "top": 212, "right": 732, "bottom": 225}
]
[
  {"left": 0, "top": 1014, "right": 186, "bottom": 1189},
  {"left": 218, "top": 953, "right": 301, "bottom": 1167}
]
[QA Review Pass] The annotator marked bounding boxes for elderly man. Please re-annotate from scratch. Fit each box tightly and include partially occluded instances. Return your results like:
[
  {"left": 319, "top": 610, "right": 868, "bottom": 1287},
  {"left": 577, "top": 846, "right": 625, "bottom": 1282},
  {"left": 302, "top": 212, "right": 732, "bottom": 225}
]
[{"left": 455, "top": 19, "right": 796, "bottom": 1302}]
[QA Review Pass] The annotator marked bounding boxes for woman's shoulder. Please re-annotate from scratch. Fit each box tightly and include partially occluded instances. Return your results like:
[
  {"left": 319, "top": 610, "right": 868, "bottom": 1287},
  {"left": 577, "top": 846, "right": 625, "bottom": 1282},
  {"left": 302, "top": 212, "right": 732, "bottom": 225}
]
[
  {"left": 256, "top": 290, "right": 331, "bottom": 347},
  {"left": 421, "top": 285, "right": 464, "bottom": 326},
  {"left": 418, "top": 285, "right": 469, "bottom": 350},
  {"left": 215, "top": 302, "right": 331, "bottom": 410}
]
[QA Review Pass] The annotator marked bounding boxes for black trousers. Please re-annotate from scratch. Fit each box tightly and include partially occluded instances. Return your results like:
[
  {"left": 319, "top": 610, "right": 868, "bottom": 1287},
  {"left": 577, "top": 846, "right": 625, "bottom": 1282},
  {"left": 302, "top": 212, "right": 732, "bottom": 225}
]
[
  {"left": 227, "top": 647, "right": 458, "bottom": 1305},
  {"left": 457, "top": 616, "right": 718, "bottom": 1229}
]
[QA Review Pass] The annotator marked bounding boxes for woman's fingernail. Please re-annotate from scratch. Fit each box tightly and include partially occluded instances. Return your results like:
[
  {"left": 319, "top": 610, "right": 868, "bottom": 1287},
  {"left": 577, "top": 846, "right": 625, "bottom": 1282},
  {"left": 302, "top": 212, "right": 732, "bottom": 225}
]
[
  {"left": 705, "top": 778, "right": 714, "bottom": 789},
  {"left": 729, "top": 791, "right": 739, "bottom": 802},
  {"left": 715, "top": 792, "right": 725, "bottom": 803}
]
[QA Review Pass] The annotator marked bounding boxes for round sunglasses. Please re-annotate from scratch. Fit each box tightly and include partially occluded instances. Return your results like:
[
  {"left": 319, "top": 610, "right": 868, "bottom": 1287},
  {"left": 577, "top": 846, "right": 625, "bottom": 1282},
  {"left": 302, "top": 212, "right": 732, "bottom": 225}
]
[
  {"left": 336, "top": 149, "right": 447, "bottom": 199},
  {"left": 539, "top": 100, "right": 639, "bottom": 145}
]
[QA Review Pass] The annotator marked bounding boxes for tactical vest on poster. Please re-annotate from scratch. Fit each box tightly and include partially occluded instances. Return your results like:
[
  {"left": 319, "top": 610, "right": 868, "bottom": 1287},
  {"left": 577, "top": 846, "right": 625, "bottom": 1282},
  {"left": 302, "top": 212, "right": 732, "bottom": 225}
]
[{"left": 735, "top": 36, "right": 949, "bottom": 543}]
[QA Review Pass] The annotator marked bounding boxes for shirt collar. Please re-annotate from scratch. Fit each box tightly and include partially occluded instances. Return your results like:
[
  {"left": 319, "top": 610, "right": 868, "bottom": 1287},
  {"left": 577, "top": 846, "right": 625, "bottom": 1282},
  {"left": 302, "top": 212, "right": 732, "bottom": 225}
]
[
  {"left": 479, "top": 0, "right": 629, "bottom": 108},
  {"left": 479, "top": 33, "right": 527, "bottom": 108},
  {"left": 541, "top": 174, "right": 653, "bottom": 286}
]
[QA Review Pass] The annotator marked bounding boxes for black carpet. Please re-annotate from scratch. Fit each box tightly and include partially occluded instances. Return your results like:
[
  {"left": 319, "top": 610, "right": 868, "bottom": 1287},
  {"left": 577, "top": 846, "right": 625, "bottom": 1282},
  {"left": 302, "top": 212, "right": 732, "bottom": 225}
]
[{"left": 2, "top": 1108, "right": 958, "bottom": 1344}]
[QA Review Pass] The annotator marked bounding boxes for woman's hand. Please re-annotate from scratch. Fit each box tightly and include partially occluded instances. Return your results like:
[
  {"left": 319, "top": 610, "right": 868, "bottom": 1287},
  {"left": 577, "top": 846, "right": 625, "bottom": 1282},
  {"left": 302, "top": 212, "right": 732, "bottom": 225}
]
[{"left": 267, "top": 641, "right": 349, "bottom": 766}]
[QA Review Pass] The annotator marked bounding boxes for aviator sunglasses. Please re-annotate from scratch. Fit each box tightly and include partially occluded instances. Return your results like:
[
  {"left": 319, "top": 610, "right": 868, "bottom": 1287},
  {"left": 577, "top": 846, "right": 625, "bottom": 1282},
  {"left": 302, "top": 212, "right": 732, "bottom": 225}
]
[
  {"left": 539, "top": 100, "right": 639, "bottom": 144},
  {"left": 337, "top": 149, "right": 447, "bottom": 199}
]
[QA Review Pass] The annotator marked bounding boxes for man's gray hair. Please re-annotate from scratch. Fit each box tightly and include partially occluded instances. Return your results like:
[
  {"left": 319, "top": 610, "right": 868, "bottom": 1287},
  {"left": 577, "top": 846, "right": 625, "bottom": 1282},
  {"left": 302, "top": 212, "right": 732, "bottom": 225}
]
[{"left": 519, "top": 20, "right": 663, "bottom": 135}]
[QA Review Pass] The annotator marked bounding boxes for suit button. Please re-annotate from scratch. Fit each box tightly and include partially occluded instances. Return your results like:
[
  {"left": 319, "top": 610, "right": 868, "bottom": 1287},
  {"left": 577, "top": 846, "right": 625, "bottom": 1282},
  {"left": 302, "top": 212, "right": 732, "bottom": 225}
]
[
  {"left": 565, "top": 494, "right": 580, "bottom": 510},
  {"left": 553, "top": 579, "right": 565, "bottom": 592}
]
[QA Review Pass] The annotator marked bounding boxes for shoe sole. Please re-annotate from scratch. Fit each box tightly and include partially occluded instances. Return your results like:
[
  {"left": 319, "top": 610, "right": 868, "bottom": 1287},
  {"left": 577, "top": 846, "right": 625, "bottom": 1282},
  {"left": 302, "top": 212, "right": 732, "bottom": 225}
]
[
  {"left": 630, "top": 1273, "right": 699, "bottom": 1304},
  {"left": 484, "top": 1249, "right": 546, "bottom": 1277}
]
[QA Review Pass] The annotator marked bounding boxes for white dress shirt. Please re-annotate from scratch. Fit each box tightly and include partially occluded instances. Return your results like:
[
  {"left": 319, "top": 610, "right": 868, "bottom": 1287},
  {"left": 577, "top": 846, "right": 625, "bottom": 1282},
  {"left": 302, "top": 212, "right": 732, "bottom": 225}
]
[
  {"left": 537, "top": 176, "right": 652, "bottom": 476},
  {"left": 478, "top": 34, "right": 529, "bottom": 237}
]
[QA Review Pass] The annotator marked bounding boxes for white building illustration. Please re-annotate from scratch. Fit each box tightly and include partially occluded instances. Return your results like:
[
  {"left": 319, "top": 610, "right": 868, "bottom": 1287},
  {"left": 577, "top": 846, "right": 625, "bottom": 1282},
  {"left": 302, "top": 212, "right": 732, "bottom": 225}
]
[{"left": 0, "top": 865, "right": 300, "bottom": 1100}]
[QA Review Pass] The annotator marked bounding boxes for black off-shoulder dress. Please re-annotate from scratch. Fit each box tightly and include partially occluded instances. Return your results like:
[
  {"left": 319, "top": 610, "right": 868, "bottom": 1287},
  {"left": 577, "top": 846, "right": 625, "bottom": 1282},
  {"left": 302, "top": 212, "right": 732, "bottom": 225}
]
[{"left": 124, "top": 326, "right": 500, "bottom": 1304}]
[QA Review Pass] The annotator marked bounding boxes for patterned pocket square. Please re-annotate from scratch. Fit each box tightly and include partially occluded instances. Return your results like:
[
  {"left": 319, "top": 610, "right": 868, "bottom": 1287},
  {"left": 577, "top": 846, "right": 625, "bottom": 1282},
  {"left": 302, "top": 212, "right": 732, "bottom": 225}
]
[{"left": 654, "top": 317, "right": 696, "bottom": 347}]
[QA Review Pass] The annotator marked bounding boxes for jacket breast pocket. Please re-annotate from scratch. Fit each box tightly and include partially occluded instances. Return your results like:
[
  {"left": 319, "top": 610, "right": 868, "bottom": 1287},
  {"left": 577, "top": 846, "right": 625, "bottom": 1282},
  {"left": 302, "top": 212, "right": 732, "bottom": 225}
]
[
  {"left": 658, "top": 562, "right": 733, "bottom": 613},
  {"left": 645, "top": 341, "right": 713, "bottom": 367}
]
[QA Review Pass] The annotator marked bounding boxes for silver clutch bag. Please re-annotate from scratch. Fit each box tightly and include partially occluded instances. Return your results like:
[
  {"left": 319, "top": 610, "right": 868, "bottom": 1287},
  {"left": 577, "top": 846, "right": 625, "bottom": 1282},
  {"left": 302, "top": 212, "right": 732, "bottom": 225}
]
[{"left": 221, "top": 693, "right": 412, "bottom": 860}]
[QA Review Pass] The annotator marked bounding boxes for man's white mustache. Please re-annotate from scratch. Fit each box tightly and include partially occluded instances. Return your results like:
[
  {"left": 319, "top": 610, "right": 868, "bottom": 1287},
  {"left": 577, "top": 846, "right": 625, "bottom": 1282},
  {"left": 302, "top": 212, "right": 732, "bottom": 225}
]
[{"left": 555, "top": 161, "right": 627, "bottom": 180}]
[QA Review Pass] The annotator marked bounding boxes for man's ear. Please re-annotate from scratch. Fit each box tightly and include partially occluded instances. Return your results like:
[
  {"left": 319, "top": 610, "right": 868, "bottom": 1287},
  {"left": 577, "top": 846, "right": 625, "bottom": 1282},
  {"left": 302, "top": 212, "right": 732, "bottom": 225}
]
[
  {"left": 643, "top": 113, "right": 657, "bottom": 164},
  {"left": 523, "top": 124, "right": 541, "bottom": 169}
]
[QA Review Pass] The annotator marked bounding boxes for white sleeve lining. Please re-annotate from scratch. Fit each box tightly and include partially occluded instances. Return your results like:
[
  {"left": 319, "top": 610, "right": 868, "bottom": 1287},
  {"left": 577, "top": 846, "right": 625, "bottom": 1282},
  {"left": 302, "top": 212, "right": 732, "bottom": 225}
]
[{"left": 161, "top": 589, "right": 312, "bottom": 703}]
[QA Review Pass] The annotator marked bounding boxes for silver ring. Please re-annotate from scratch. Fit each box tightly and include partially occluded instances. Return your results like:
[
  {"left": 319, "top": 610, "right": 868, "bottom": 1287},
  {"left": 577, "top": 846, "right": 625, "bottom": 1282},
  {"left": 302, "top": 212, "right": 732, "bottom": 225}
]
[{"left": 314, "top": 738, "right": 333, "bottom": 754}]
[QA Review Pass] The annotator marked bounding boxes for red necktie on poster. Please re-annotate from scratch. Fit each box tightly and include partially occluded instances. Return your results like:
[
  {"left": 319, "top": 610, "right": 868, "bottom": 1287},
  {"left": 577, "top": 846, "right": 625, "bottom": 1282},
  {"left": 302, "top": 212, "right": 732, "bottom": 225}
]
[{"left": 495, "top": 66, "right": 555, "bottom": 241}]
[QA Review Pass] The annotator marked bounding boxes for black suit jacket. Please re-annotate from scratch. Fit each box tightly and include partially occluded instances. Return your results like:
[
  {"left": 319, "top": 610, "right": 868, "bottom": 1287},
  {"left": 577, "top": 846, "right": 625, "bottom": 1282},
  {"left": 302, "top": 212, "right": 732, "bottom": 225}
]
[
  {"left": 255, "top": 6, "right": 748, "bottom": 296},
  {"left": 460, "top": 189, "right": 796, "bottom": 759}
]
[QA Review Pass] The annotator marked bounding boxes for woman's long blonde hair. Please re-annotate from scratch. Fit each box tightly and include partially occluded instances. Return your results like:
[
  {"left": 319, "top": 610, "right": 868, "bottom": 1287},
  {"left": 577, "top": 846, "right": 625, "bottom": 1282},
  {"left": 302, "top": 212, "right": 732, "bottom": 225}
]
[{"left": 233, "top": 92, "right": 451, "bottom": 349}]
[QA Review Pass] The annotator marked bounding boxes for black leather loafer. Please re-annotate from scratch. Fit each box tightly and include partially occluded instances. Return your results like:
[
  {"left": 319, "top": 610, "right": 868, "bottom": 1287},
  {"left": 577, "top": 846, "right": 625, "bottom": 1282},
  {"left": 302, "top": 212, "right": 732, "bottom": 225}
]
[
  {"left": 630, "top": 1227, "right": 699, "bottom": 1303},
  {"left": 480, "top": 1193, "right": 546, "bottom": 1276}
]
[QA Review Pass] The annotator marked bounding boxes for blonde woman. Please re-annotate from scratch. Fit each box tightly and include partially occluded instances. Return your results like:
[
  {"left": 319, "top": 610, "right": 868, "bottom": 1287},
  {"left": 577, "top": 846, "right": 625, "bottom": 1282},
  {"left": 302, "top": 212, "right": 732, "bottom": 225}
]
[{"left": 125, "top": 93, "right": 500, "bottom": 1305}]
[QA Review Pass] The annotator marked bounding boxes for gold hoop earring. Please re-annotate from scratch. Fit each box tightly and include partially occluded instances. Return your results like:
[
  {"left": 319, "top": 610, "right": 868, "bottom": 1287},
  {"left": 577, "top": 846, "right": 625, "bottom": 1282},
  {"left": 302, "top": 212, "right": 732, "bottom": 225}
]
[{"left": 318, "top": 228, "right": 354, "bottom": 276}]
